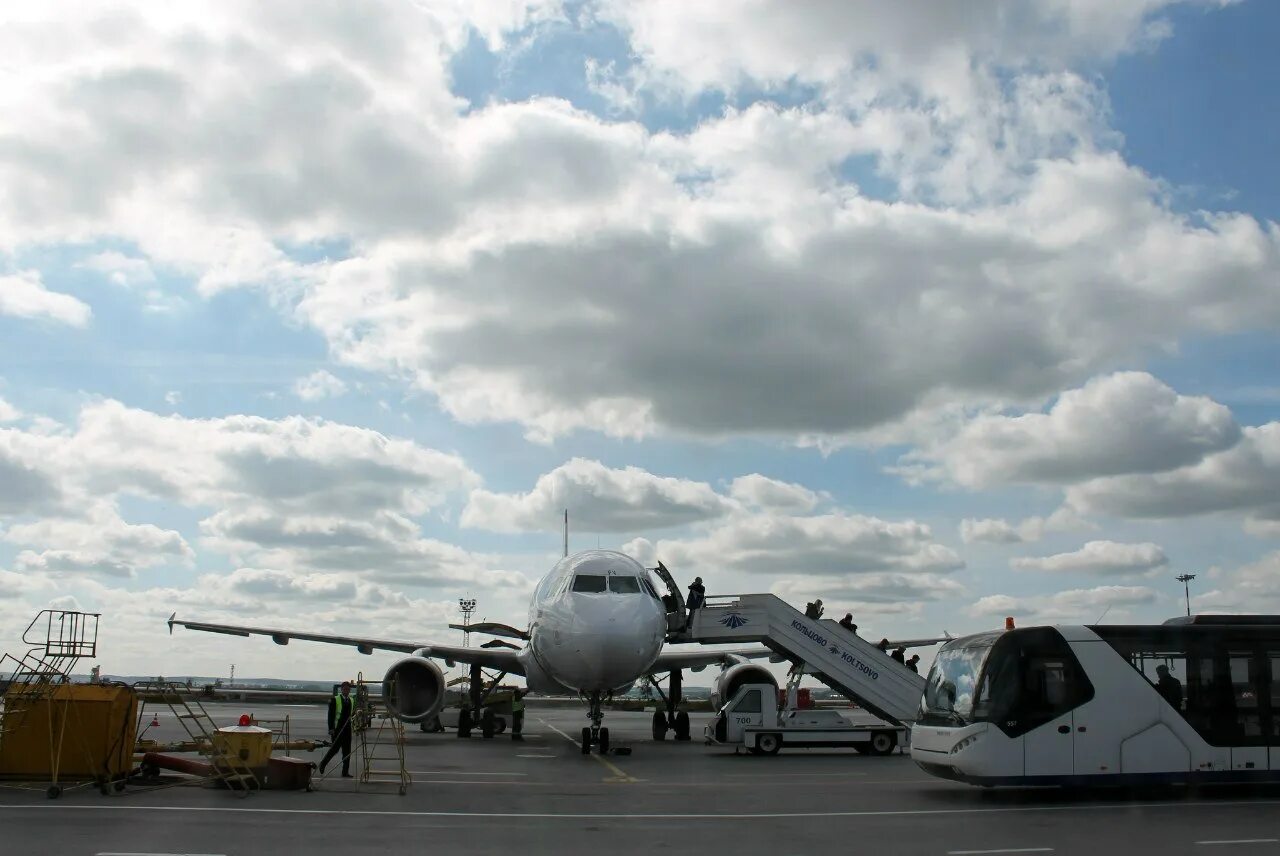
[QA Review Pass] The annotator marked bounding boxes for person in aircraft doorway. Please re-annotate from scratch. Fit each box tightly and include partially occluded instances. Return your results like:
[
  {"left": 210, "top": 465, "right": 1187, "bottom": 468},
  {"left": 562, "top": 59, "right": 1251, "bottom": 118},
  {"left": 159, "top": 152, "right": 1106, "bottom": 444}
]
[
  {"left": 685, "top": 577, "right": 706, "bottom": 630},
  {"left": 906, "top": 654, "right": 921, "bottom": 674},
  {"left": 838, "top": 613, "right": 857, "bottom": 634},
  {"left": 804, "top": 599, "right": 824, "bottom": 620},
  {"left": 891, "top": 646, "right": 906, "bottom": 664},
  {"left": 319, "top": 680, "right": 356, "bottom": 778}
]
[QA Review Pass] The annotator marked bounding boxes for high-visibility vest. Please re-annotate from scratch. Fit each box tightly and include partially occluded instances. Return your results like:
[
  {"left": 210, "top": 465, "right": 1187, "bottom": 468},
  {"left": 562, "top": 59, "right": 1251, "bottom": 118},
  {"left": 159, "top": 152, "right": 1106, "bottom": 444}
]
[
  {"left": 333, "top": 694, "right": 349, "bottom": 719},
  {"left": 511, "top": 695, "right": 524, "bottom": 713}
]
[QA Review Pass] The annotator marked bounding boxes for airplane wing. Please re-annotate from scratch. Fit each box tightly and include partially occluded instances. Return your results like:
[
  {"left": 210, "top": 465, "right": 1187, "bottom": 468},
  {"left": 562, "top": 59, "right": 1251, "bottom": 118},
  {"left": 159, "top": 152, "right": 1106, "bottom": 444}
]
[
  {"left": 887, "top": 634, "right": 953, "bottom": 649},
  {"left": 447, "top": 621, "right": 530, "bottom": 641},
  {"left": 651, "top": 646, "right": 784, "bottom": 673},
  {"left": 167, "top": 615, "right": 524, "bottom": 673}
]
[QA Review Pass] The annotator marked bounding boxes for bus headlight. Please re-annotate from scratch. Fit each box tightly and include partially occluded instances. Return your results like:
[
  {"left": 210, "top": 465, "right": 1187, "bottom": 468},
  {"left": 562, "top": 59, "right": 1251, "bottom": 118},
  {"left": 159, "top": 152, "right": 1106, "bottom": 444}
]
[{"left": 950, "top": 734, "right": 982, "bottom": 755}]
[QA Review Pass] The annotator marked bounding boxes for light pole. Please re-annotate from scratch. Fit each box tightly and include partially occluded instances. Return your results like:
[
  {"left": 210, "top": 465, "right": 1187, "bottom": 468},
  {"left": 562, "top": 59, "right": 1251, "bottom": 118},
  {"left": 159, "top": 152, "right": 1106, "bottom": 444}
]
[
  {"left": 1175, "top": 574, "right": 1196, "bottom": 617},
  {"left": 458, "top": 597, "right": 477, "bottom": 647}
]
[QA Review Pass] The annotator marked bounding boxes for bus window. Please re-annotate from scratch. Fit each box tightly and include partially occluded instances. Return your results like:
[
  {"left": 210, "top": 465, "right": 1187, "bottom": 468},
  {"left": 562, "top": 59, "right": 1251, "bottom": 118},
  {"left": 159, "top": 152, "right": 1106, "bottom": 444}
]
[
  {"left": 1229, "top": 653, "right": 1264, "bottom": 740},
  {"left": 972, "top": 627, "right": 1093, "bottom": 737},
  {"left": 1094, "top": 626, "right": 1280, "bottom": 748}
]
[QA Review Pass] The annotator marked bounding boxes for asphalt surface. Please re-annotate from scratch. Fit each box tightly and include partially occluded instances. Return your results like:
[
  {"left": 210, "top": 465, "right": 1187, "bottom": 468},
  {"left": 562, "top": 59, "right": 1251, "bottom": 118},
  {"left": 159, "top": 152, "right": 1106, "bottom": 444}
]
[{"left": 1, "top": 701, "right": 1278, "bottom": 855}]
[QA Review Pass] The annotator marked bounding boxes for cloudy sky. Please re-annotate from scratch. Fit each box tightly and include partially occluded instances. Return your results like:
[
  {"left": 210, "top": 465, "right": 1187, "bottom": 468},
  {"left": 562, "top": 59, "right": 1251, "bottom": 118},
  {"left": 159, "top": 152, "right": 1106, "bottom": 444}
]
[{"left": 1, "top": 1, "right": 1278, "bottom": 681}]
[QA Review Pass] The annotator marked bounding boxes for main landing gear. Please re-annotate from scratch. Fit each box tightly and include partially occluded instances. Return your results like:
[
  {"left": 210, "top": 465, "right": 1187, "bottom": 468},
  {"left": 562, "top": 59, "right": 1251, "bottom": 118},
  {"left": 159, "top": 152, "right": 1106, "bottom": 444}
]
[
  {"left": 581, "top": 692, "right": 610, "bottom": 754},
  {"left": 649, "top": 669, "right": 691, "bottom": 741}
]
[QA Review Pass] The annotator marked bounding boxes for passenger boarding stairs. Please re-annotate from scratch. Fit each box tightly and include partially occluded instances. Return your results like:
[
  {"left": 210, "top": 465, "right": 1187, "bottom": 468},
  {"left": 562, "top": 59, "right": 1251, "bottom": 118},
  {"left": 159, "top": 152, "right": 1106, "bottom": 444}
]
[{"left": 687, "top": 595, "right": 926, "bottom": 726}]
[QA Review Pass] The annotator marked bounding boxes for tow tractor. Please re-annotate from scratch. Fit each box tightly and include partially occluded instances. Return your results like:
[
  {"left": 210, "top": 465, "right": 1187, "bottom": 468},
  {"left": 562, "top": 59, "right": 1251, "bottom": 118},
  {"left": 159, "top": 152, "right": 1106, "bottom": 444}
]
[{"left": 705, "top": 674, "right": 905, "bottom": 756}]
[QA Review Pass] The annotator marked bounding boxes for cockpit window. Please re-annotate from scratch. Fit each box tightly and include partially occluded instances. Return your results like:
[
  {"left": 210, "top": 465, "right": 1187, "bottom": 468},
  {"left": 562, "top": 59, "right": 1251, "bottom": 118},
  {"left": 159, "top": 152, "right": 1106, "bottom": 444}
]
[
  {"left": 571, "top": 574, "right": 607, "bottom": 593},
  {"left": 608, "top": 576, "right": 641, "bottom": 594},
  {"left": 639, "top": 576, "right": 660, "bottom": 599}
]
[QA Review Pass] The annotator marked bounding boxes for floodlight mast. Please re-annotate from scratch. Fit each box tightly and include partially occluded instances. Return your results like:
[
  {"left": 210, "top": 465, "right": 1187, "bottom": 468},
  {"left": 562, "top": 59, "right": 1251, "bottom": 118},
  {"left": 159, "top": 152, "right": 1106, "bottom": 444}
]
[{"left": 1175, "top": 573, "right": 1196, "bottom": 617}]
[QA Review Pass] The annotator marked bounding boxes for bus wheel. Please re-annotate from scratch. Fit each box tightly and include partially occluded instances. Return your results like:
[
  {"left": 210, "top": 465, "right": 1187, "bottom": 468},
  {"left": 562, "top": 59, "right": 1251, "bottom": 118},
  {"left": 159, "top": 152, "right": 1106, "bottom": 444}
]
[
  {"left": 756, "top": 733, "right": 782, "bottom": 756},
  {"left": 869, "top": 731, "right": 897, "bottom": 756}
]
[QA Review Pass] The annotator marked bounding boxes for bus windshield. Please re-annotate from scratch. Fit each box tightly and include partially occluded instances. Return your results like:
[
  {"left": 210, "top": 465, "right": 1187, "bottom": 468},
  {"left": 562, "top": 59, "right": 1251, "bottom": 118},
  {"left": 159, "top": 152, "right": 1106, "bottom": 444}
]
[{"left": 920, "top": 633, "right": 1002, "bottom": 725}]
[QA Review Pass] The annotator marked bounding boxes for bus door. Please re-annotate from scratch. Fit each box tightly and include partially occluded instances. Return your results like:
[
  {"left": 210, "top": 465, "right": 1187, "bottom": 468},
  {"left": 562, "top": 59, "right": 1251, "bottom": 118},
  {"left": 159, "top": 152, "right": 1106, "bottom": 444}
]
[
  {"left": 1226, "top": 650, "right": 1267, "bottom": 772},
  {"left": 1270, "top": 653, "right": 1280, "bottom": 772},
  {"left": 1021, "top": 655, "right": 1075, "bottom": 777}
]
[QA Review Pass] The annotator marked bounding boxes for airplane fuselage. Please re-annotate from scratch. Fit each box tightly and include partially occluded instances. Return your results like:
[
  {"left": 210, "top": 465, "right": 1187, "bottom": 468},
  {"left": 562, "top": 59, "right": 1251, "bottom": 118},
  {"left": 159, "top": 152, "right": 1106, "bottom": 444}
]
[{"left": 519, "top": 550, "right": 667, "bottom": 696}]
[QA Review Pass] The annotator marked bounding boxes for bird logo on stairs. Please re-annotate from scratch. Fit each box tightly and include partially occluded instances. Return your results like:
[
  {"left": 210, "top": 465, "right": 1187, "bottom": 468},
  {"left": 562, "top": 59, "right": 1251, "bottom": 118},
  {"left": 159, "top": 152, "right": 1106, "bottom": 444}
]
[{"left": 719, "top": 613, "right": 749, "bottom": 629}]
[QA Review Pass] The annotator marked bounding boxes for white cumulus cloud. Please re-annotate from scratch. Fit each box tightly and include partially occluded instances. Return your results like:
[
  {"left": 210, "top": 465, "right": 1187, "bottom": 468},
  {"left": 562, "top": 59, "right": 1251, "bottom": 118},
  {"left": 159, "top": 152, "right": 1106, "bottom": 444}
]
[
  {"left": 0, "top": 271, "right": 91, "bottom": 327},
  {"left": 1067, "top": 422, "right": 1280, "bottom": 532},
  {"left": 462, "top": 458, "right": 736, "bottom": 533},
  {"left": 293, "top": 370, "right": 349, "bottom": 402},
  {"left": 628, "top": 512, "right": 964, "bottom": 577},
  {"left": 904, "top": 372, "right": 1240, "bottom": 489},
  {"left": 968, "top": 584, "right": 1159, "bottom": 621},
  {"left": 728, "top": 474, "right": 823, "bottom": 513},
  {"left": 1011, "top": 540, "right": 1168, "bottom": 576}
]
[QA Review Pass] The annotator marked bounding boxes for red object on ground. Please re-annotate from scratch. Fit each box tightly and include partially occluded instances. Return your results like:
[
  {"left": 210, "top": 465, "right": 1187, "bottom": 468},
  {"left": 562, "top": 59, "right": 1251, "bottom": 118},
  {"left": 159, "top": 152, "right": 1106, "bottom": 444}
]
[
  {"left": 141, "top": 751, "right": 214, "bottom": 778},
  {"left": 239, "top": 714, "right": 251, "bottom": 726},
  {"left": 264, "top": 755, "right": 314, "bottom": 790}
]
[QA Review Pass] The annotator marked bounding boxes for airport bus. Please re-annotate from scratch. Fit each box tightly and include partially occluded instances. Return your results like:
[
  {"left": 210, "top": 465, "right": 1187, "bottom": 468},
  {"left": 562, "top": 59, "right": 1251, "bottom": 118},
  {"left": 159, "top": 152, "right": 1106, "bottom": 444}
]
[{"left": 910, "top": 616, "right": 1280, "bottom": 786}]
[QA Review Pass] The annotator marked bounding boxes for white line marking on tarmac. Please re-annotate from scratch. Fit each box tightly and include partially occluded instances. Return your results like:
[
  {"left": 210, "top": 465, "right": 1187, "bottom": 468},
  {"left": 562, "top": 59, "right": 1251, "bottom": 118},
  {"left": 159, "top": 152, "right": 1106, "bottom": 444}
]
[
  {"left": 948, "top": 849, "right": 1054, "bottom": 855},
  {"left": 516, "top": 754, "right": 556, "bottom": 758},
  {"left": 405, "top": 771, "right": 527, "bottom": 776},
  {"left": 536, "top": 718, "right": 639, "bottom": 783},
  {"left": 97, "top": 852, "right": 227, "bottom": 855},
  {"left": 719, "top": 772, "right": 867, "bottom": 778},
  {"left": 1196, "top": 841, "right": 1280, "bottom": 846},
  {"left": 5, "top": 798, "right": 1278, "bottom": 821}
]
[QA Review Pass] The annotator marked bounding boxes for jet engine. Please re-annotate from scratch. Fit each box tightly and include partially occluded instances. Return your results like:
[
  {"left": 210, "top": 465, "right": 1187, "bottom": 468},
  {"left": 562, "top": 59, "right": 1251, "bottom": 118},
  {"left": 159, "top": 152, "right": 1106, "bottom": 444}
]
[
  {"left": 383, "top": 656, "right": 446, "bottom": 723},
  {"left": 711, "top": 662, "right": 779, "bottom": 710}
]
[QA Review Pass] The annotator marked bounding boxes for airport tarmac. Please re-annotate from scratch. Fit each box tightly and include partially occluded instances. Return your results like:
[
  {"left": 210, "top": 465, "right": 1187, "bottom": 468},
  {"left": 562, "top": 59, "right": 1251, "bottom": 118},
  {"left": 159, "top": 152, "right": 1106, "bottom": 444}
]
[{"left": 1, "top": 701, "right": 1277, "bottom": 855}]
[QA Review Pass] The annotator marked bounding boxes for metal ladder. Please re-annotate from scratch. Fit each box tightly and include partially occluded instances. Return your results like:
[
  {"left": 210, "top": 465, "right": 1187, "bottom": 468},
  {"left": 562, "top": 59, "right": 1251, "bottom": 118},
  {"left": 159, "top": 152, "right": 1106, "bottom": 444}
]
[
  {"left": 355, "top": 675, "right": 409, "bottom": 795},
  {"left": 135, "top": 681, "right": 259, "bottom": 796},
  {"left": 0, "top": 610, "right": 100, "bottom": 797}
]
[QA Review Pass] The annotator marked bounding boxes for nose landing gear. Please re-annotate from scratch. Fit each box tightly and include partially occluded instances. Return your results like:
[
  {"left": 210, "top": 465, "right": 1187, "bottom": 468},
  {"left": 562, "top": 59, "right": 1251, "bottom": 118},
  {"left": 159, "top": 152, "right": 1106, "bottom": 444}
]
[{"left": 581, "top": 692, "right": 610, "bottom": 754}]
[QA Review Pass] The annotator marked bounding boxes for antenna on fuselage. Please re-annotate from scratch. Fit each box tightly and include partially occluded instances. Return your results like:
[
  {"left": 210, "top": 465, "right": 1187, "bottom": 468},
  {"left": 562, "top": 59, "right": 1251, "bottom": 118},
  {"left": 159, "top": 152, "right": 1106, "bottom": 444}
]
[{"left": 563, "top": 508, "right": 569, "bottom": 558}]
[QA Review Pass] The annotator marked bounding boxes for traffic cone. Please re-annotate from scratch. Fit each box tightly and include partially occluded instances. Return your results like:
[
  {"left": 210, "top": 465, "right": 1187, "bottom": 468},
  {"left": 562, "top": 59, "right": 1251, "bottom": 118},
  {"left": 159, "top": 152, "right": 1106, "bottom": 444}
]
[{"left": 150, "top": 714, "right": 160, "bottom": 727}]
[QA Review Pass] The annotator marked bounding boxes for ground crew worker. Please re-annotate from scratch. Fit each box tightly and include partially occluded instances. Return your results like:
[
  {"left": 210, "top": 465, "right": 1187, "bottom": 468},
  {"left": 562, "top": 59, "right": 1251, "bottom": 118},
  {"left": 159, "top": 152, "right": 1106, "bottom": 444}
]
[
  {"left": 906, "top": 654, "right": 921, "bottom": 674},
  {"left": 319, "top": 680, "right": 356, "bottom": 777},
  {"left": 511, "top": 688, "right": 526, "bottom": 741},
  {"left": 1155, "top": 664, "right": 1183, "bottom": 710},
  {"left": 891, "top": 646, "right": 906, "bottom": 664},
  {"left": 838, "top": 613, "right": 857, "bottom": 634}
]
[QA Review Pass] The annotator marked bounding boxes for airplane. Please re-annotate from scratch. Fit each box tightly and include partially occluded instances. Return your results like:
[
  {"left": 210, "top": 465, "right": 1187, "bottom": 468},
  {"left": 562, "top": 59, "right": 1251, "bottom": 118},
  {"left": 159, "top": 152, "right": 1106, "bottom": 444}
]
[
  {"left": 170, "top": 549, "right": 788, "bottom": 753},
  {"left": 169, "top": 549, "right": 949, "bottom": 754}
]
